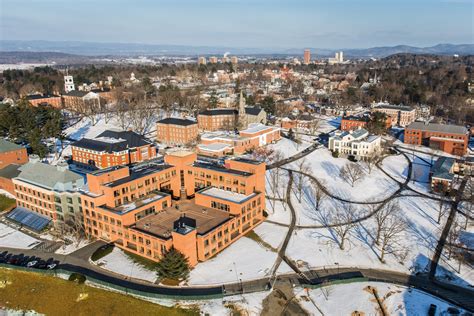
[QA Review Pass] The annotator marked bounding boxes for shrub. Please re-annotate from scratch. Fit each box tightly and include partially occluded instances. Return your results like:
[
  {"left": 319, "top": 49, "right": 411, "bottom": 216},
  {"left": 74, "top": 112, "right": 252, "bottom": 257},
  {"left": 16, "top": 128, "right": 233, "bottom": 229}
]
[{"left": 68, "top": 273, "right": 86, "bottom": 284}]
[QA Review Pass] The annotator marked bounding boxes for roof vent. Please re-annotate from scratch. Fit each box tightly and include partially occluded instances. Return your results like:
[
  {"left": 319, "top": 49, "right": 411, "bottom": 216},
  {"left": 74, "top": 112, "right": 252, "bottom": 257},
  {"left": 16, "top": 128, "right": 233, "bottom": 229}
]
[
  {"left": 29, "top": 154, "right": 40, "bottom": 164},
  {"left": 57, "top": 161, "right": 69, "bottom": 172}
]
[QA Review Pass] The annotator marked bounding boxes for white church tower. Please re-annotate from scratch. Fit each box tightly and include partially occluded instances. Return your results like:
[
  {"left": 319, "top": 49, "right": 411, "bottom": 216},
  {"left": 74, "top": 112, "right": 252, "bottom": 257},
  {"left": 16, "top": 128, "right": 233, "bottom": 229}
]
[{"left": 64, "top": 69, "right": 75, "bottom": 93}]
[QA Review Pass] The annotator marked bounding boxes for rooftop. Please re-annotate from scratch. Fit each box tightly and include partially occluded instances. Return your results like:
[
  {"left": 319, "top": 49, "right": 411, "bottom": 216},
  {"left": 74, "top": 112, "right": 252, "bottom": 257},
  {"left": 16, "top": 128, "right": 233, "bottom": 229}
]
[
  {"left": 193, "top": 162, "right": 252, "bottom": 177},
  {"left": 199, "top": 108, "right": 238, "bottom": 116},
  {"left": 105, "top": 163, "right": 173, "bottom": 187},
  {"left": 131, "top": 200, "right": 232, "bottom": 239},
  {"left": 198, "top": 187, "right": 256, "bottom": 203},
  {"left": 16, "top": 160, "right": 83, "bottom": 191},
  {"left": 157, "top": 117, "right": 197, "bottom": 126},
  {"left": 407, "top": 122, "right": 468, "bottom": 135},
  {"left": 72, "top": 130, "right": 152, "bottom": 153},
  {"left": 374, "top": 104, "right": 414, "bottom": 112},
  {"left": 0, "top": 139, "right": 23, "bottom": 153},
  {"left": 240, "top": 123, "right": 276, "bottom": 134},
  {"left": 197, "top": 143, "right": 232, "bottom": 152},
  {"left": 100, "top": 191, "right": 168, "bottom": 215},
  {"left": 431, "top": 157, "right": 455, "bottom": 181}
]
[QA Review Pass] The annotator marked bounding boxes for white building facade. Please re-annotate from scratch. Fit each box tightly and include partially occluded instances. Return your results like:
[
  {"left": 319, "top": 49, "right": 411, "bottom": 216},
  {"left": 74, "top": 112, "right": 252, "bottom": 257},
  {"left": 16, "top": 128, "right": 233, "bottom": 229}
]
[{"left": 328, "top": 128, "right": 382, "bottom": 159}]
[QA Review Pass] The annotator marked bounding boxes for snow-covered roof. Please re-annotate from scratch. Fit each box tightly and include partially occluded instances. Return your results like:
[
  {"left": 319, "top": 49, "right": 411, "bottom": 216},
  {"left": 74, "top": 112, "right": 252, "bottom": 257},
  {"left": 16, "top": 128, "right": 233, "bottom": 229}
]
[
  {"left": 199, "top": 187, "right": 256, "bottom": 203},
  {"left": 197, "top": 143, "right": 232, "bottom": 152}
]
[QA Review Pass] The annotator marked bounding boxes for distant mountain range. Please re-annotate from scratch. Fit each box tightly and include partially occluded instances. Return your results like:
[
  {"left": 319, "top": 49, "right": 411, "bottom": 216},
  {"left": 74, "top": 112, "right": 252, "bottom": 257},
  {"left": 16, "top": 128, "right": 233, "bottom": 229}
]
[{"left": 0, "top": 40, "right": 473, "bottom": 58}]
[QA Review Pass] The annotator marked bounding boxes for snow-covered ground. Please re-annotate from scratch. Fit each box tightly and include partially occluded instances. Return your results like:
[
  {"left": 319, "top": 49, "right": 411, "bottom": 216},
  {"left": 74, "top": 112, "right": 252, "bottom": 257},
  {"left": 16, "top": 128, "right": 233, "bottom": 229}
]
[
  {"left": 196, "top": 291, "right": 268, "bottom": 316},
  {"left": 55, "top": 238, "right": 92, "bottom": 255},
  {"left": 0, "top": 222, "right": 41, "bottom": 249},
  {"left": 93, "top": 247, "right": 157, "bottom": 283},
  {"left": 296, "top": 282, "right": 466, "bottom": 315},
  {"left": 287, "top": 148, "right": 399, "bottom": 202},
  {"left": 188, "top": 236, "right": 292, "bottom": 285},
  {"left": 266, "top": 137, "right": 312, "bottom": 160}
]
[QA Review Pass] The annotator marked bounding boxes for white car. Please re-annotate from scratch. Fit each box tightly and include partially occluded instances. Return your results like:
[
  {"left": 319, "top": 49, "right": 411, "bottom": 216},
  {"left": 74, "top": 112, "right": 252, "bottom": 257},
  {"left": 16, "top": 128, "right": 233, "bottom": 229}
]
[{"left": 26, "top": 260, "right": 38, "bottom": 268}]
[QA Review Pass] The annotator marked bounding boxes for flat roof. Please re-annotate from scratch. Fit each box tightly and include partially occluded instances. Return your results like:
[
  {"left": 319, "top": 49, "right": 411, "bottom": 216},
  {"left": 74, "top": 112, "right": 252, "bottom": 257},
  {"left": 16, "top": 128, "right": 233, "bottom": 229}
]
[
  {"left": 132, "top": 201, "right": 232, "bottom": 238},
  {"left": 100, "top": 191, "right": 168, "bottom": 215},
  {"left": 198, "top": 187, "right": 256, "bottom": 204},
  {"left": 197, "top": 143, "right": 231, "bottom": 152},
  {"left": 193, "top": 162, "right": 252, "bottom": 177},
  {"left": 105, "top": 164, "right": 173, "bottom": 187}
]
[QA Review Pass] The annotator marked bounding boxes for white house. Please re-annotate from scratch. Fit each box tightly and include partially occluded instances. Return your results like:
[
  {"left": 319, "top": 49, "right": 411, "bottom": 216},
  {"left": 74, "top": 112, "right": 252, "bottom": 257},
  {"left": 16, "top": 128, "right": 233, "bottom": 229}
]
[{"left": 328, "top": 128, "right": 382, "bottom": 159}]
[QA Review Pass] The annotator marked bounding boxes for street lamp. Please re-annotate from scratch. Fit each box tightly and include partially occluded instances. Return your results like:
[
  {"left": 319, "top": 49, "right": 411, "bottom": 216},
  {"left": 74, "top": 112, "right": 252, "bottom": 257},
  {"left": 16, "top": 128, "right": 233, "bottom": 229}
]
[{"left": 335, "top": 262, "right": 340, "bottom": 275}]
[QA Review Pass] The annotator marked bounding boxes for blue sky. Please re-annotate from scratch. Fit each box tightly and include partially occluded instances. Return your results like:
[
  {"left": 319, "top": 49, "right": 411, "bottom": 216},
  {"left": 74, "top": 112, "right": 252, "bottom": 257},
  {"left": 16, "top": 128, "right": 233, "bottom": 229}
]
[{"left": 1, "top": 0, "right": 472, "bottom": 48}]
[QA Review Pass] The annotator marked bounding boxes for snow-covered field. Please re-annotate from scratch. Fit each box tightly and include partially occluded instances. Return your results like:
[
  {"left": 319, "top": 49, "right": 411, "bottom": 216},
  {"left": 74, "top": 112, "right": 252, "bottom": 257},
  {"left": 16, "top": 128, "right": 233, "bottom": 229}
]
[
  {"left": 266, "top": 137, "right": 312, "bottom": 160},
  {"left": 297, "top": 282, "right": 466, "bottom": 315},
  {"left": 0, "top": 222, "right": 41, "bottom": 249},
  {"left": 94, "top": 247, "right": 157, "bottom": 283},
  {"left": 288, "top": 148, "right": 399, "bottom": 202},
  {"left": 189, "top": 236, "right": 292, "bottom": 285}
]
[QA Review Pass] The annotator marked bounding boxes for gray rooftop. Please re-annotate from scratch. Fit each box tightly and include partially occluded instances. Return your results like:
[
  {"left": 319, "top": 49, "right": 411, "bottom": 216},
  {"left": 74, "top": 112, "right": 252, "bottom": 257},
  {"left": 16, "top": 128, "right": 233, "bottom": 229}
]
[
  {"left": 0, "top": 139, "right": 23, "bottom": 153},
  {"left": 407, "top": 122, "right": 468, "bottom": 135},
  {"left": 16, "top": 161, "right": 84, "bottom": 191}
]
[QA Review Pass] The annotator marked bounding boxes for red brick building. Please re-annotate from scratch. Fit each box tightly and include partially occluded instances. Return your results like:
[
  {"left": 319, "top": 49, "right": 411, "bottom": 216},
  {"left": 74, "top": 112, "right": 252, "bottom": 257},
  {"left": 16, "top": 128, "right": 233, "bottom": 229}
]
[
  {"left": 81, "top": 151, "right": 266, "bottom": 266},
  {"left": 156, "top": 118, "right": 198, "bottom": 146},
  {"left": 25, "top": 94, "right": 63, "bottom": 108},
  {"left": 0, "top": 139, "right": 28, "bottom": 169},
  {"left": 404, "top": 122, "right": 469, "bottom": 156},
  {"left": 71, "top": 130, "right": 157, "bottom": 169}
]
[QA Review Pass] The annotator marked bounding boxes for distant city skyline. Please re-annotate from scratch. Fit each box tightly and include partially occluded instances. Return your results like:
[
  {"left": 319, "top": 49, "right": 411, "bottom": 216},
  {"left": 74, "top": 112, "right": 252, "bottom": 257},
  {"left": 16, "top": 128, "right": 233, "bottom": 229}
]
[{"left": 1, "top": 0, "right": 472, "bottom": 49}]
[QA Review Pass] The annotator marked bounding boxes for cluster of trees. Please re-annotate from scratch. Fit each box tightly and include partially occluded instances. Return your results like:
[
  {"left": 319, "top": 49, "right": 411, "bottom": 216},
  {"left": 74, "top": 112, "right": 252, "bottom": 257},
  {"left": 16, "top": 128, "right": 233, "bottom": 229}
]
[
  {"left": 341, "top": 54, "right": 473, "bottom": 124},
  {"left": 0, "top": 99, "right": 64, "bottom": 157},
  {"left": 1, "top": 66, "right": 62, "bottom": 97}
]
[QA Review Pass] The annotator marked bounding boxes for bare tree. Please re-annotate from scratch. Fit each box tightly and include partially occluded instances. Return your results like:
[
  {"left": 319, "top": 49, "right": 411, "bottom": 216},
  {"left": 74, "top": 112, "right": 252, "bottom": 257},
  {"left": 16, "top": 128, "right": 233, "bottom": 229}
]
[
  {"left": 330, "top": 203, "right": 358, "bottom": 250},
  {"left": 295, "top": 158, "right": 310, "bottom": 203},
  {"left": 364, "top": 150, "right": 382, "bottom": 174},
  {"left": 340, "top": 163, "right": 365, "bottom": 187},
  {"left": 446, "top": 219, "right": 461, "bottom": 260},
  {"left": 307, "top": 118, "right": 321, "bottom": 136},
  {"left": 378, "top": 214, "right": 407, "bottom": 263},
  {"left": 372, "top": 201, "right": 399, "bottom": 246},
  {"left": 310, "top": 178, "right": 327, "bottom": 212}
]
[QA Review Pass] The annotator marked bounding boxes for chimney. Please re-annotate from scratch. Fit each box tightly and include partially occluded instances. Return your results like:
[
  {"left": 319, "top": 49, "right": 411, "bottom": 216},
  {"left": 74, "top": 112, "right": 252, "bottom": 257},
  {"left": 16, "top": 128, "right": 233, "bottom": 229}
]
[
  {"left": 29, "top": 154, "right": 40, "bottom": 164},
  {"left": 56, "top": 161, "right": 69, "bottom": 172}
]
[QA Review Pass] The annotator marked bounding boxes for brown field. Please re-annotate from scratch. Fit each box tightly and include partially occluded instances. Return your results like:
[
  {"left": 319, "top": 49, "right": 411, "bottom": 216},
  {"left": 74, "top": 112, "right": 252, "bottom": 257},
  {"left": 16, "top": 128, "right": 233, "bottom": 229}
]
[{"left": 0, "top": 268, "right": 198, "bottom": 316}]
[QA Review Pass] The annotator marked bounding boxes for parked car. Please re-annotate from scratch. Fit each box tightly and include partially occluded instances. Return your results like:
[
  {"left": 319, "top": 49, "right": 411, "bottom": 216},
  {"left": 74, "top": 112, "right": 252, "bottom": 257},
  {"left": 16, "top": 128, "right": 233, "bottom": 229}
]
[{"left": 26, "top": 260, "right": 38, "bottom": 268}]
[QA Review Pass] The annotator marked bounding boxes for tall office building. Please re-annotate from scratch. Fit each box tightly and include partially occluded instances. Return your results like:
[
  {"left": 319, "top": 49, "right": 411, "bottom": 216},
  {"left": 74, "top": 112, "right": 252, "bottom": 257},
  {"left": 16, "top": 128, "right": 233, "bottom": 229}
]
[{"left": 304, "top": 49, "right": 311, "bottom": 65}]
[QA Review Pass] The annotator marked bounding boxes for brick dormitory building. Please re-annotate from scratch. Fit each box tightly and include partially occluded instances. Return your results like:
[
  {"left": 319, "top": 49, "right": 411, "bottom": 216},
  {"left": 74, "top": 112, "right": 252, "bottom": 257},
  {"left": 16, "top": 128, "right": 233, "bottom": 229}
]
[
  {"left": 71, "top": 130, "right": 157, "bottom": 169},
  {"left": 156, "top": 118, "right": 199, "bottom": 146},
  {"left": 404, "top": 122, "right": 469, "bottom": 156},
  {"left": 80, "top": 151, "right": 266, "bottom": 266}
]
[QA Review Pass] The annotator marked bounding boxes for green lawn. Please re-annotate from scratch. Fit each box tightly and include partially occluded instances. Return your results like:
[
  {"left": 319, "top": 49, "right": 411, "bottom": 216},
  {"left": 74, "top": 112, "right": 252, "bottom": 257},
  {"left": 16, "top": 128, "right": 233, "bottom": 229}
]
[{"left": 0, "top": 268, "right": 198, "bottom": 316}]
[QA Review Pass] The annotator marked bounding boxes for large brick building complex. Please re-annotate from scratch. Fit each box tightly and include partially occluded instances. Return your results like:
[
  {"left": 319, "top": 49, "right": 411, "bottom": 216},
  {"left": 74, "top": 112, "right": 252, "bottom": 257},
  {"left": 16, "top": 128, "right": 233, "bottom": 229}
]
[
  {"left": 404, "top": 122, "right": 469, "bottom": 156},
  {"left": 0, "top": 139, "right": 28, "bottom": 169},
  {"left": 156, "top": 118, "right": 198, "bottom": 146},
  {"left": 71, "top": 130, "right": 157, "bottom": 169},
  {"left": 80, "top": 151, "right": 266, "bottom": 266}
]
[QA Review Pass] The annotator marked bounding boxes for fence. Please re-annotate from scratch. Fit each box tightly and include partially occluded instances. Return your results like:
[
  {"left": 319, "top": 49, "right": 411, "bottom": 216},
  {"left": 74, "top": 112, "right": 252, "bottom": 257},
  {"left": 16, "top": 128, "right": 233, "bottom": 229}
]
[{"left": 0, "top": 263, "right": 224, "bottom": 301}]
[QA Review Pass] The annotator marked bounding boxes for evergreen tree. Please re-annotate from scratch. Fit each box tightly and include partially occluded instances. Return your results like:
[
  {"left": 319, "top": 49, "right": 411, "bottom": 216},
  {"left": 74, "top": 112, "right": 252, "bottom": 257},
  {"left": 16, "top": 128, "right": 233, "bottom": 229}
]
[{"left": 156, "top": 247, "right": 190, "bottom": 280}]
